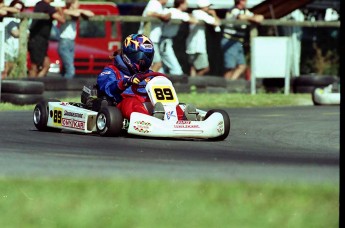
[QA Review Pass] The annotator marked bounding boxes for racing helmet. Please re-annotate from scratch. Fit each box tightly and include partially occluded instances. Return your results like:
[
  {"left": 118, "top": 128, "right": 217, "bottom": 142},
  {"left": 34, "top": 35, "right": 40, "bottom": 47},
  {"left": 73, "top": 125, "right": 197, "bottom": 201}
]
[{"left": 121, "top": 34, "right": 154, "bottom": 74}]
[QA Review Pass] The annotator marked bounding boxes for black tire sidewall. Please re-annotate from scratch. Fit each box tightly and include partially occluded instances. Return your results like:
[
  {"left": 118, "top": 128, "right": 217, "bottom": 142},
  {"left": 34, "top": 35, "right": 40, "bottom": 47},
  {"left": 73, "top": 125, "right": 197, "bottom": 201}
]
[
  {"left": 293, "top": 75, "right": 337, "bottom": 86},
  {"left": 311, "top": 87, "right": 321, "bottom": 106},
  {"left": 1, "top": 93, "right": 44, "bottom": 105},
  {"left": 96, "top": 106, "right": 123, "bottom": 137},
  {"left": 292, "top": 75, "right": 338, "bottom": 94},
  {"left": 33, "top": 99, "right": 61, "bottom": 131},
  {"left": 2, "top": 80, "right": 44, "bottom": 94},
  {"left": 33, "top": 100, "right": 49, "bottom": 131}
]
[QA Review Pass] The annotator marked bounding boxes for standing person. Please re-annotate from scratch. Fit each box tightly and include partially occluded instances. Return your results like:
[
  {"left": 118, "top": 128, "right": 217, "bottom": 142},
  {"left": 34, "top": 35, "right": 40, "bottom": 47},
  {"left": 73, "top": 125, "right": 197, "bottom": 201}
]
[
  {"left": 28, "top": 0, "right": 65, "bottom": 78},
  {"left": 138, "top": 0, "right": 171, "bottom": 73},
  {"left": 58, "top": 0, "right": 94, "bottom": 79},
  {"left": 160, "top": 0, "right": 197, "bottom": 76},
  {"left": 221, "top": 0, "right": 264, "bottom": 80},
  {"left": 1, "top": 0, "right": 24, "bottom": 79},
  {"left": 185, "top": 0, "right": 220, "bottom": 76},
  {"left": 0, "top": 0, "right": 20, "bottom": 17}
]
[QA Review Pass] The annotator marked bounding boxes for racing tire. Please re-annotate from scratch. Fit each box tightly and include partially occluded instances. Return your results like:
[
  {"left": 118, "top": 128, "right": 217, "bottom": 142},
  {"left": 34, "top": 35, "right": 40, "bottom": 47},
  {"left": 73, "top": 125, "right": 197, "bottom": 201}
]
[
  {"left": 33, "top": 99, "right": 62, "bottom": 132},
  {"left": 1, "top": 93, "right": 44, "bottom": 105},
  {"left": 96, "top": 106, "right": 123, "bottom": 137},
  {"left": 311, "top": 87, "right": 321, "bottom": 106},
  {"left": 205, "top": 109, "right": 230, "bottom": 141},
  {"left": 292, "top": 75, "right": 338, "bottom": 93},
  {"left": 1, "top": 80, "right": 44, "bottom": 94},
  {"left": 293, "top": 75, "right": 337, "bottom": 87}
]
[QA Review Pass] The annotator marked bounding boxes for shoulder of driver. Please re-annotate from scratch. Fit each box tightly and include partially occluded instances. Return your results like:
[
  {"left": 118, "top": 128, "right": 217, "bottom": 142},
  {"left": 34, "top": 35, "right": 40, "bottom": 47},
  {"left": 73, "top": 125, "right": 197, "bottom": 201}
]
[{"left": 99, "top": 66, "right": 117, "bottom": 77}]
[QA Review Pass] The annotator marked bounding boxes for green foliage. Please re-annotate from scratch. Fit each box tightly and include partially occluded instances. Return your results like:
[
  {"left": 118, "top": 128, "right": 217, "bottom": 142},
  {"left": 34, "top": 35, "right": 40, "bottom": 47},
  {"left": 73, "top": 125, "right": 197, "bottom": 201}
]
[{"left": 301, "top": 27, "right": 339, "bottom": 75}]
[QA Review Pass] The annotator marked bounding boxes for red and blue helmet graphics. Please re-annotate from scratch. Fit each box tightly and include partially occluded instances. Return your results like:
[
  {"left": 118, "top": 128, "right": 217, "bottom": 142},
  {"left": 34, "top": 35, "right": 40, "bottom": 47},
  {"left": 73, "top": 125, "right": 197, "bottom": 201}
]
[{"left": 121, "top": 34, "right": 154, "bottom": 73}]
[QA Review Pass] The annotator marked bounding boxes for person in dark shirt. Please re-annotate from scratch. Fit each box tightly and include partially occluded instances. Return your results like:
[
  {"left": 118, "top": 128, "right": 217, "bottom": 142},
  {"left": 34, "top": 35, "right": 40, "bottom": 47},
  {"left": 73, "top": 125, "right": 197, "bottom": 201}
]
[
  {"left": 221, "top": 0, "right": 263, "bottom": 80},
  {"left": 28, "top": 0, "right": 65, "bottom": 78}
]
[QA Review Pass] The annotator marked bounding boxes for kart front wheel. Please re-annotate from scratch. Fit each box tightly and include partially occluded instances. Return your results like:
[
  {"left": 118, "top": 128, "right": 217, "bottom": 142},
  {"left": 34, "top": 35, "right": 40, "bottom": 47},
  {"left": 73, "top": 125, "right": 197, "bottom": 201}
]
[
  {"left": 96, "top": 106, "right": 124, "bottom": 137},
  {"left": 33, "top": 99, "right": 61, "bottom": 132},
  {"left": 205, "top": 109, "right": 230, "bottom": 141}
]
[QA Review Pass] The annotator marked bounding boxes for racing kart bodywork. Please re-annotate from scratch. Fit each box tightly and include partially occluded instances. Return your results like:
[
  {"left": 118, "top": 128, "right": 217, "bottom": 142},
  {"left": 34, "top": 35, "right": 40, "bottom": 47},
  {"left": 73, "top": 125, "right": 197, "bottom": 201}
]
[
  {"left": 33, "top": 75, "right": 230, "bottom": 140},
  {"left": 312, "top": 84, "right": 340, "bottom": 106}
]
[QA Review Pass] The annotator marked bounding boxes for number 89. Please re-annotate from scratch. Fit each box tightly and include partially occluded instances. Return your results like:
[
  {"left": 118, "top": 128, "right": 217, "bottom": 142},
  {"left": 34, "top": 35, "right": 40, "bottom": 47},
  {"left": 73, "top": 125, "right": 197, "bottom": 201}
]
[{"left": 154, "top": 88, "right": 174, "bottom": 100}]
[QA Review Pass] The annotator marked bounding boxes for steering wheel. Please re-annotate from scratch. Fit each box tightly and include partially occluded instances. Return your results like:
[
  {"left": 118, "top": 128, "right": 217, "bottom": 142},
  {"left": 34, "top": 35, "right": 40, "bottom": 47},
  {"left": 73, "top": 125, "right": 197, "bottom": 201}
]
[{"left": 131, "top": 72, "right": 167, "bottom": 96}]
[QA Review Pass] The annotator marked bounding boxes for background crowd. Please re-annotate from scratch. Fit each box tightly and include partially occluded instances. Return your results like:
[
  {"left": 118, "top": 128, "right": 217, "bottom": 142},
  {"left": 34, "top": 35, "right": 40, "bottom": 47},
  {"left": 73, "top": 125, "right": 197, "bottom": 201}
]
[
  {"left": 1, "top": 0, "right": 265, "bottom": 80},
  {"left": 1, "top": 0, "right": 94, "bottom": 79}
]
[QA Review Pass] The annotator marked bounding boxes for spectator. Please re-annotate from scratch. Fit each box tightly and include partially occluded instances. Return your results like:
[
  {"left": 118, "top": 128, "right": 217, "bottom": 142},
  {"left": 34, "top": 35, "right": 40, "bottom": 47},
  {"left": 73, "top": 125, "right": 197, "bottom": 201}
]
[
  {"left": 1, "top": 0, "right": 25, "bottom": 79},
  {"left": 221, "top": 0, "right": 263, "bottom": 80},
  {"left": 58, "top": 0, "right": 94, "bottom": 79},
  {"left": 185, "top": 0, "right": 220, "bottom": 76},
  {"left": 160, "top": 0, "right": 197, "bottom": 76},
  {"left": 28, "top": 0, "right": 65, "bottom": 78},
  {"left": 0, "top": 0, "right": 20, "bottom": 18},
  {"left": 138, "top": 0, "right": 171, "bottom": 73}
]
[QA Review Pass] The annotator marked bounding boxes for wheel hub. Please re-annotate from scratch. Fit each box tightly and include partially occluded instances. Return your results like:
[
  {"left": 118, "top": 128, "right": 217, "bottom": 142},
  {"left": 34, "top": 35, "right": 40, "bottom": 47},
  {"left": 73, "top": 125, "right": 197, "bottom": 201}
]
[
  {"left": 97, "top": 113, "right": 107, "bottom": 130},
  {"left": 33, "top": 108, "right": 41, "bottom": 124}
]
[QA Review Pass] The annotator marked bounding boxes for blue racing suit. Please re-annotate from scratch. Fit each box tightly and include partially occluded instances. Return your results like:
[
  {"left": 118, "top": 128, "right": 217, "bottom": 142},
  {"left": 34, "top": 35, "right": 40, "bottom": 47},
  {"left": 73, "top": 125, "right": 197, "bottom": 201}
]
[{"left": 97, "top": 54, "right": 152, "bottom": 104}]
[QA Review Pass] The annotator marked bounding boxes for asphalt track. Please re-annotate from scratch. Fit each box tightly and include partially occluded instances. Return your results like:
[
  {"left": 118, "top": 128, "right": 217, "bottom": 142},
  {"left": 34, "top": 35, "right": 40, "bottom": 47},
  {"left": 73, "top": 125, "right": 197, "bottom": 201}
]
[{"left": 0, "top": 106, "right": 339, "bottom": 184}]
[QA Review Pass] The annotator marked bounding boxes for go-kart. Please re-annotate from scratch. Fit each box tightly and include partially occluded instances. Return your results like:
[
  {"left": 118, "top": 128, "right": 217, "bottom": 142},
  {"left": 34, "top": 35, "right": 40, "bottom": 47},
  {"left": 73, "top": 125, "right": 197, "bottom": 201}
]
[
  {"left": 33, "top": 74, "right": 230, "bottom": 140},
  {"left": 312, "top": 83, "right": 340, "bottom": 106}
]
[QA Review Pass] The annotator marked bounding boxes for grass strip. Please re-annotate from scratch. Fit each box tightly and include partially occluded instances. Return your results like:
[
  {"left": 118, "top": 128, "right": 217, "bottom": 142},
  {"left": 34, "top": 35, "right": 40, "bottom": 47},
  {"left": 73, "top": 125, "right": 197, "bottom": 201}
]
[
  {"left": 0, "top": 93, "right": 312, "bottom": 111},
  {"left": 0, "top": 178, "right": 338, "bottom": 228}
]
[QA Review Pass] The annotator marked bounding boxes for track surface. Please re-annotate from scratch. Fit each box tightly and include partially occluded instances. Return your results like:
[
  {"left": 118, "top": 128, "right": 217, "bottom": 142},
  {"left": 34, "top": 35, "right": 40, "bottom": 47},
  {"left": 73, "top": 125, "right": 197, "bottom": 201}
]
[{"left": 0, "top": 106, "right": 339, "bottom": 184}]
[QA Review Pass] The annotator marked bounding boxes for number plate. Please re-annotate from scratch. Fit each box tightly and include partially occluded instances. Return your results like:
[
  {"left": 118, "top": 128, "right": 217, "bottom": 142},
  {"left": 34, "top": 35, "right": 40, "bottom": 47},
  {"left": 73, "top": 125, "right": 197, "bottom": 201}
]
[
  {"left": 146, "top": 76, "right": 179, "bottom": 106},
  {"left": 52, "top": 108, "right": 63, "bottom": 126},
  {"left": 151, "top": 85, "right": 177, "bottom": 103}
]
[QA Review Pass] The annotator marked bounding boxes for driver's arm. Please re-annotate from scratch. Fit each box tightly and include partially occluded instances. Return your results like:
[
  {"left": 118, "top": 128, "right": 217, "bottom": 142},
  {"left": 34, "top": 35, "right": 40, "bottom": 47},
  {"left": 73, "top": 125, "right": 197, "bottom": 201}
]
[{"left": 97, "top": 67, "right": 126, "bottom": 102}]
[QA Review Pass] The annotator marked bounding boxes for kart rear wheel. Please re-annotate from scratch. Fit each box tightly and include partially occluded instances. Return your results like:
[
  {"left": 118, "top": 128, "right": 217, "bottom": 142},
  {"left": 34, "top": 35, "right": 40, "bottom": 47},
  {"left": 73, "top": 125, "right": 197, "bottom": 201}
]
[
  {"left": 96, "top": 106, "right": 123, "bottom": 137},
  {"left": 205, "top": 109, "right": 230, "bottom": 141},
  {"left": 311, "top": 87, "right": 321, "bottom": 106},
  {"left": 33, "top": 99, "right": 61, "bottom": 132}
]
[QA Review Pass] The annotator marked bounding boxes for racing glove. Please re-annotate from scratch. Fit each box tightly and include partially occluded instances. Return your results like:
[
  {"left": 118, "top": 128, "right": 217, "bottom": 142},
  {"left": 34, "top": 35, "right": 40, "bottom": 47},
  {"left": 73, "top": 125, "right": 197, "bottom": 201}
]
[
  {"left": 117, "top": 74, "right": 145, "bottom": 91},
  {"left": 117, "top": 72, "right": 166, "bottom": 91},
  {"left": 124, "top": 74, "right": 144, "bottom": 86}
]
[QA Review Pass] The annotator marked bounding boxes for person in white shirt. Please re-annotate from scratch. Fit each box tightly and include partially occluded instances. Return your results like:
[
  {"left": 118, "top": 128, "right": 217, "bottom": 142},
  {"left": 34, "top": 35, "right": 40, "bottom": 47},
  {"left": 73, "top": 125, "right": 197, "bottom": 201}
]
[
  {"left": 0, "top": 0, "right": 20, "bottom": 18},
  {"left": 185, "top": 0, "right": 220, "bottom": 76},
  {"left": 58, "top": 0, "right": 94, "bottom": 79},
  {"left": 1, "top": 0, "right": 24, "bottom": 79},
  {"left": 160, "top": 0, "right": 197, "bottom": 76},
  {"left": 138, "top": 0, "right": 171, "bottom": 72}
]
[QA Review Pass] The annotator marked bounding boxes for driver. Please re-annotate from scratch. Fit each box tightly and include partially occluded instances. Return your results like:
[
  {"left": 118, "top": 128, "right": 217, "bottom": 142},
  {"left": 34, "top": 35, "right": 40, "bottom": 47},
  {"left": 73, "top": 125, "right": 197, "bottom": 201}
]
[{"left": 96, "top": 33, "right": 165, "bottom": 120}]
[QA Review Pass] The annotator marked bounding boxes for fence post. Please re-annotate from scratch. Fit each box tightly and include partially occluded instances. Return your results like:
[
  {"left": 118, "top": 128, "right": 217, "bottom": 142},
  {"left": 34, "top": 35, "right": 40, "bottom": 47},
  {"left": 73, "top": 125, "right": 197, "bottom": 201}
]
[
  {"left": 143, "top": 21, "right": 151, "bottom": 37},
  {"left": 16, "top": 17, "right": 29, "bottom": 78},
  {"left": 249, "top": 25, "right": 258, "bottom": 94},
  {"left": 0, "top": 22, "right": 4, "bottom": 102}
]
